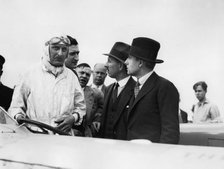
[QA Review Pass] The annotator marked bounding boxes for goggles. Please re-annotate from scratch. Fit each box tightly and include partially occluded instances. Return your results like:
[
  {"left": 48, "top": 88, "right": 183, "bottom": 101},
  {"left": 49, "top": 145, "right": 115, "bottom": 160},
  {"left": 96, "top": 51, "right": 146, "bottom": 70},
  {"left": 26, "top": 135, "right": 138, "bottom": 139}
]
[{"left": 45, "top": 36, "right": 71, "bottom": 46}]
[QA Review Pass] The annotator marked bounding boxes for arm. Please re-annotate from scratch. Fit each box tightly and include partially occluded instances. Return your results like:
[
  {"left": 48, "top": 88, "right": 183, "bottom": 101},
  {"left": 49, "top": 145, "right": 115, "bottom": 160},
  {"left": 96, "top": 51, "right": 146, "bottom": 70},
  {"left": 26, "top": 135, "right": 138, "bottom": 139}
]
[
  {"left": 72, "top": 80, "right": 86, "bottom": 125},
  {"left": 210, "top": 104, "right": 222, "bottom": 123},
  {"left": 55, "top": 75, "right": 86, "bottom": 133},
  {"left": 158, "top": 81, "right": 180, "bottom": 144},
  {"left": 8, "top": 73, "right": 30, "bottom": 122}
]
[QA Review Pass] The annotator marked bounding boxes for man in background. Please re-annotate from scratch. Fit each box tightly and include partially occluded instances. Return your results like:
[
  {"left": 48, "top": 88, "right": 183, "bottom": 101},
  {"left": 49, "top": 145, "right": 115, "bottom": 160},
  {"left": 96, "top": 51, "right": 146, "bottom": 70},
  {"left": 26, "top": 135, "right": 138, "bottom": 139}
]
[
  {"left": 65, "top": 35, "right": 80, "bottom": 76},
  {"left": 91, "top": 63, "right": 107, "bottom": 96},
  {"left": 100, "top": 42, "right": 135, "bottom": 140},
  {"left": 192, "top": 81, "right": 222, "bottom": 123},
  {"left": 76, "top": 63, "right": 104, "bottom": 137},
  {"left": 0, "top": 55, "right": 13, "bottom": 111}
]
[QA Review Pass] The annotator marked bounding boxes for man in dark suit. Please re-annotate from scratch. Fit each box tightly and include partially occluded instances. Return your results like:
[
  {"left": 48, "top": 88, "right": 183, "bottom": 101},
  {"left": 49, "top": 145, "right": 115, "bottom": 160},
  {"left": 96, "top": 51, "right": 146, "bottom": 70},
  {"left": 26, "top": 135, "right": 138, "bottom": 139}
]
[
  {"left": 124, "top": 37, "right": 179, "bottom": 144},
  {"left": 100, "top": 42, "right": 136, "bottom": 140},
  {"left": 0, "top": 55, "right": 13, "bottom": 111}
]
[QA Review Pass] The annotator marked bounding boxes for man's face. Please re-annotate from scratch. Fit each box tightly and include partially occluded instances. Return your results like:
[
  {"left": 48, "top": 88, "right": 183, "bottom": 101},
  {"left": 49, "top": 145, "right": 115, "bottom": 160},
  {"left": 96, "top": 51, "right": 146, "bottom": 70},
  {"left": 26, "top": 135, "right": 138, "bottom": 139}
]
[
  {"left": 105, "top": 57, "right": 120, "bottom": 79},
  {"left": 65, "top": 45, "right": 80, "bottom": 69},
  {"left": 93, "top": 64, "right": 107, "bottom": 86},
  {"left": 125, "top": 55, "right": 140, "bottom": 77},
  {"left": 76, "top": 66, "right": 91, "bottom": 88},
  {"left": 49, "top": 44, "right": 68, "bottom": 67},
  {"left": 194, "top": 85, "right": 206, "bottom": 102}
]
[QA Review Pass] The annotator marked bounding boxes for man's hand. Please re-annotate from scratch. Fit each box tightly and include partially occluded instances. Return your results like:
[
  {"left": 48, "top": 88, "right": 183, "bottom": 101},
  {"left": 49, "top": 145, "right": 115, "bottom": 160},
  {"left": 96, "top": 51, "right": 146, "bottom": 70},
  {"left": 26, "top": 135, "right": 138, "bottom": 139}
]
[
  {"left": 92, "top": 122, "right": 100, "bottom": 132},
  {"left": 54, "top": 115, "right": 76, "bottom": 133}
]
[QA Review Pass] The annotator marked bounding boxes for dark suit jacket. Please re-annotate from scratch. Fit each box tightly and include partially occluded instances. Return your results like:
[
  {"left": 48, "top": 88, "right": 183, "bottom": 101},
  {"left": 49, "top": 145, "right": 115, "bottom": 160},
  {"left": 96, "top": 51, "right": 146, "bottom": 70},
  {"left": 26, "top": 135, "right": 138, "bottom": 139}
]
[
  {"left": 127, "top": 72, "right": 180, "bottom": 144},
  {"left": 100, "top": 77, "right": 135, "bottom": 140},
  {"left": 0, "top": 83, "right": 13, "bottom": 111}
]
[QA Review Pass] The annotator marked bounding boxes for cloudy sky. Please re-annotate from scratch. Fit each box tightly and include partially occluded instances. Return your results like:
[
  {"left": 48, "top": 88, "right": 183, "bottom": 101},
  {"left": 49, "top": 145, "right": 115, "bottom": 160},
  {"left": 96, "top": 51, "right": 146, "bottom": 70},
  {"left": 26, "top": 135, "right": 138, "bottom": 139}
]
[{"left": 1, "top": 0, "right": 224, "bottom": 118}]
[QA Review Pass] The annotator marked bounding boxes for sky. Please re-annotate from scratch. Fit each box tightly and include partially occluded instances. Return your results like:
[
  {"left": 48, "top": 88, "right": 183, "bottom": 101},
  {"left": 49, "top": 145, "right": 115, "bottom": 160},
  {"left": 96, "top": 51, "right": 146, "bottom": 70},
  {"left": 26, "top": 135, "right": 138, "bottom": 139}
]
[{"left": 0, "top": 0, "right": 224, "bottom": 119}]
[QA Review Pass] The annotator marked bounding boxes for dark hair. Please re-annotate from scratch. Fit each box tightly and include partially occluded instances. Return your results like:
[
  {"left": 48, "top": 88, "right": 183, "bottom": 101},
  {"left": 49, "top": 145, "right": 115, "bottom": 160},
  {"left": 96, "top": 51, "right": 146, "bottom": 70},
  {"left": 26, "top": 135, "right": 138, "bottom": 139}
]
[
  {"left": 193, "top": 81, "right": 207, "bottom": 92},
  {"left": 67, "top": 35, "right": 78, "bottom": 46},
  {"left": 145, "top": 62, "right": 156, "bottom": 70},
  {"left": 76, "top": 63, "right": 91, "bottom": 69},
  {"left": 135, "top": 56, "right": 155, "bottom": 70}
]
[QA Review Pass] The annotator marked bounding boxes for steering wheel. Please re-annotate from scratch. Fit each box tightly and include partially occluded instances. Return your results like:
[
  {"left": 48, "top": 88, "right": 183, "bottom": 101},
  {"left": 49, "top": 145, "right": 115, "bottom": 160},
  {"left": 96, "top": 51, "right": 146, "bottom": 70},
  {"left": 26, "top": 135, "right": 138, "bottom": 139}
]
[{"left": 19, "top": 118, "right": 70, "bottom": 136}]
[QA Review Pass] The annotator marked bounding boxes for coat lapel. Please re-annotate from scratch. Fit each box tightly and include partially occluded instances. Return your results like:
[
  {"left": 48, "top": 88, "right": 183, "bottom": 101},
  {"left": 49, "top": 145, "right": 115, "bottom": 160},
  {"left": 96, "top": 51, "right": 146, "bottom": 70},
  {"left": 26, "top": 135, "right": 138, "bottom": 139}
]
[
  {"left": 101, "top": 83, "right": 115, "bottom": 123},
  {"left": 113, "top": 78, "right": 135, "bottom": 126},
  {"left": 128, "top": 72, "right": 158, "bottom": 114}
]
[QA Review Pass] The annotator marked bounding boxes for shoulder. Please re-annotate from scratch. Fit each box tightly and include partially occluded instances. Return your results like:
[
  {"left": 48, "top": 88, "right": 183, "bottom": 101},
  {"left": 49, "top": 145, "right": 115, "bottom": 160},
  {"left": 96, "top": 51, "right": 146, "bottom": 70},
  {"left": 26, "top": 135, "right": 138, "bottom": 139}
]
[
  {"left": 206, "top": 100, "right": 219, "bottom": 108},
  {"left": 19, "top": 64, "right": 40, "bottom": 83},
  {"left": 67, "top": 68, "right": 79, "bottom": 78},
  {"left": 152, "top": 73, "right": 179, "bottom": 98},
  {"left": 157, "top": 75, "right": 178, "bottom": 91},
  {"left": 65, "top": 67, "right": 79, "bottom": 82},
  {"left": 0, "top": 84, "right": 13, "bottom": 93}
]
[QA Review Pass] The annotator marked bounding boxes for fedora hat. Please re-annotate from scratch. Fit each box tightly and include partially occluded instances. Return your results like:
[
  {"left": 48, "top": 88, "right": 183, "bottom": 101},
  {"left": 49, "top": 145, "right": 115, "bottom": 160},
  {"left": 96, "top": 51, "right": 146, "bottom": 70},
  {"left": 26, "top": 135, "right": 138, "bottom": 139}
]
[
  {"left": 129, "top": 37, "right": 163, "bottom": 63},
  {"left": 103, "top": 42, "right": 130, "bottom": 63}
]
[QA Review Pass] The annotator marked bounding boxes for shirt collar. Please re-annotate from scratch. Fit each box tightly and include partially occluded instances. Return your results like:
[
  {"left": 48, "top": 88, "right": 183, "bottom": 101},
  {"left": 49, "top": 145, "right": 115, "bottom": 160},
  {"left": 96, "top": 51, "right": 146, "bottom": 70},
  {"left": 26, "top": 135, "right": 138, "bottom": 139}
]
[
  {"left": 198, "top": 98, "right": 209, "bottom": 106},
  {"left": 117, "top": 76, "right": 131, "bottom": 88},
  {"left": 92, "top": 83, "right": 103, "bottom": 90},
  {"left": 138, "top": 71, "right": 154, "bottom": 87}
]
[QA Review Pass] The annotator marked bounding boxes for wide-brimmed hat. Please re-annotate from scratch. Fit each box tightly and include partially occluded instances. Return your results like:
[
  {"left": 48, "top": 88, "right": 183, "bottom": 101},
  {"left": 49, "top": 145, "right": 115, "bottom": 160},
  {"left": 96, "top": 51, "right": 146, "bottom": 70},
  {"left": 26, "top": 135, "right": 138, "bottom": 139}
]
[
  {"left": 129, "top": 37, "right": 163, "bottom": 63},
  {"left": 103, "top": 42, "right": 130, "bottom": 63}
]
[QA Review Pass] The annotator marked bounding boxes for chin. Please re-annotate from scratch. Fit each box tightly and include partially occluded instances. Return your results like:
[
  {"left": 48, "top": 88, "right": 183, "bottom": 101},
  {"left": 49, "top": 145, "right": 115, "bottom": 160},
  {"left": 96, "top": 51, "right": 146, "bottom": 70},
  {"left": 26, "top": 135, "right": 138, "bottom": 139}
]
[
  {"left": 51, "top": 61, "right": 64, "bottom": 67},
  {"left": 52, "top": 64, "right": 63, "bottom": 67}
]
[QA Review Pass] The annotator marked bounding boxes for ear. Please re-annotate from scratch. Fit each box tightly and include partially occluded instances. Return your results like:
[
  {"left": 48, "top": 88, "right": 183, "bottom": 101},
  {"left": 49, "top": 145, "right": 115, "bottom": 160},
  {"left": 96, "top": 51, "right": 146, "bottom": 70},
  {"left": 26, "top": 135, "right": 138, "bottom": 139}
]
[
  {"left": 139, "top": 60, "right": 144, "bottom": 68},
  {"left": 118, "top": 62, "right": 124, "bottom": 70}
]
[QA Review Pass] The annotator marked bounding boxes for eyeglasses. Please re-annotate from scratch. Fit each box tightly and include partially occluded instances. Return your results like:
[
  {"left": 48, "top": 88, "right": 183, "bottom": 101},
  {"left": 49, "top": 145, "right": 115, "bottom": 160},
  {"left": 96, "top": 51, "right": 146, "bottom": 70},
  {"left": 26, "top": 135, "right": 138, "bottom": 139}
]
[{"left": 45, "top": 36, "right": 71, "bottom": 46}]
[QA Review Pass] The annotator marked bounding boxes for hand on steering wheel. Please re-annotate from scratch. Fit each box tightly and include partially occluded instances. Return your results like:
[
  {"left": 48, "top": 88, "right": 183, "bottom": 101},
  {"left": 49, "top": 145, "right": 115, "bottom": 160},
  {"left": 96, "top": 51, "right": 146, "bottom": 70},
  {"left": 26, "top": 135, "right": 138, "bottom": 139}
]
[{"left": 18, "top": 118, "right": 70, "bottom": 136}]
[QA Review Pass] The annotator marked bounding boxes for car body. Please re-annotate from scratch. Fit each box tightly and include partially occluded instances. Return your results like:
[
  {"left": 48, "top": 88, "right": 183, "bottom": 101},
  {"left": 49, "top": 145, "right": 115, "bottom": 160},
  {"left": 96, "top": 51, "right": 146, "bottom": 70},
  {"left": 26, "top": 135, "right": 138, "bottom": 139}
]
[
  {"left": 1, "top": 107, "right": 224, "bottom": 169},
  {"left": 180, "top": 123, "right": 224, "bottom": 147}
]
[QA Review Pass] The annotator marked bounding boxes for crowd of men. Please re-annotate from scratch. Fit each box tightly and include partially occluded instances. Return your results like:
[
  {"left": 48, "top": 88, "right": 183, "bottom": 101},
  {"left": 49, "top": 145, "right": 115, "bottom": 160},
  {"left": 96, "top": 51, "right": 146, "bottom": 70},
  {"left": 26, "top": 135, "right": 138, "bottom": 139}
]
[{"left": 0, "top": 35, "right": 222, "bottom": 143}]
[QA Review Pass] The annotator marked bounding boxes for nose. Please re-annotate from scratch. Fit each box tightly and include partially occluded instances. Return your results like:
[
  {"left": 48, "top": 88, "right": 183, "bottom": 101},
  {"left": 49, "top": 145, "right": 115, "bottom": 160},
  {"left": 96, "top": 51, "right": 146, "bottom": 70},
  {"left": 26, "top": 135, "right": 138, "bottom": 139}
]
[
  {"left": 124, "top": 59, "right": 128, "bottom": 65},
  {"left": 58, "top": 48, "right": 63, "bottom": 55},
  {"left": 195, "top": 92, "right": 199, "bottom": 96},
  {"left": 82, "top": 73, "right": 88, "bottom": 78},
  {"left": 105, "top": 62, "right": 108, "bottom": 67}
]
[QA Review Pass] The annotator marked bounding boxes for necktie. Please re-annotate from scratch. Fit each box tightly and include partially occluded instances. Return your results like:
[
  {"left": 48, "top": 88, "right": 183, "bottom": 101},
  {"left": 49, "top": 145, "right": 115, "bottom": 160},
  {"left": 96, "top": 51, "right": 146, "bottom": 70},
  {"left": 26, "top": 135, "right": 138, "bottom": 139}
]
[
  {"left": 112, "top": 83, "right": 119, "bottom": 103},
  {"left": 134, "top": 79, "right": 140, "bottom": 98}
]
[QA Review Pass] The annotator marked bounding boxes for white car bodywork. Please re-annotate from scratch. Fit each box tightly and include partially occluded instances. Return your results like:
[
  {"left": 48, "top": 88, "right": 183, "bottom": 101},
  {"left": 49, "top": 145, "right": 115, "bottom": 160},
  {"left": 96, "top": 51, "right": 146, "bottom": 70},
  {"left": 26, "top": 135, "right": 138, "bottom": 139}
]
[{"left": 1, "top": 107, "right": 224, "bottom": 169}]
